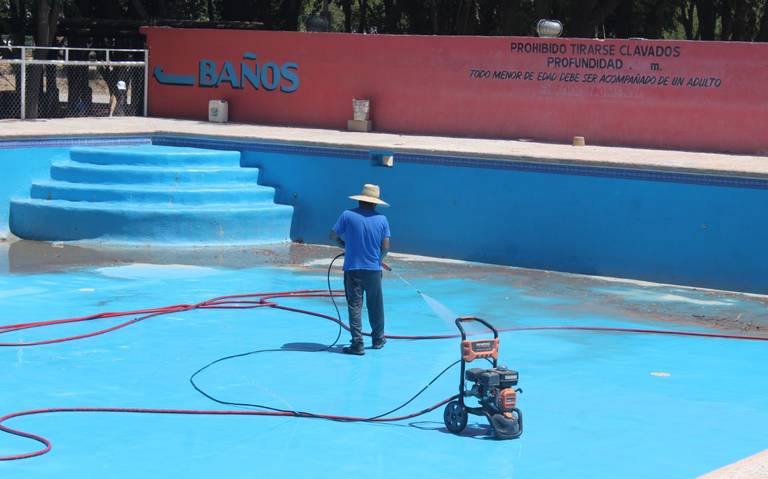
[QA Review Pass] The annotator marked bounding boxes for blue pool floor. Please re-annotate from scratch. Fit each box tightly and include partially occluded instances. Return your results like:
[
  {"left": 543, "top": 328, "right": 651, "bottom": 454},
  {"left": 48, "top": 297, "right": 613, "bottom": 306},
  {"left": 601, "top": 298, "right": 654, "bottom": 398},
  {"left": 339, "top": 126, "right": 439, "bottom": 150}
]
[{"left": 1, "top": 241, "right": 766, "bottom": 479}]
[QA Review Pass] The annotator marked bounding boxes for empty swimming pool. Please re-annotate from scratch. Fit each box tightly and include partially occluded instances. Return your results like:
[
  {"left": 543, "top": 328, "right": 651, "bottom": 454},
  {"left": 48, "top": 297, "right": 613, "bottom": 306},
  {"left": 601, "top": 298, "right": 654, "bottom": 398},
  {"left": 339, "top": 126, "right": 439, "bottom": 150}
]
[{"left": 0, "top": 139, "right": 766, "bottom": 478}]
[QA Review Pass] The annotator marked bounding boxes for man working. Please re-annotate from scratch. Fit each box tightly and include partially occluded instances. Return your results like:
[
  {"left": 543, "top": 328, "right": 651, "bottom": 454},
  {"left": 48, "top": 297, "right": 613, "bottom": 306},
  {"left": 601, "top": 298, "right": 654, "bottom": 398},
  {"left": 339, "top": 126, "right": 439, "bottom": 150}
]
[{"left": 330, "top": 184, "right": 391, "bottom": 355}]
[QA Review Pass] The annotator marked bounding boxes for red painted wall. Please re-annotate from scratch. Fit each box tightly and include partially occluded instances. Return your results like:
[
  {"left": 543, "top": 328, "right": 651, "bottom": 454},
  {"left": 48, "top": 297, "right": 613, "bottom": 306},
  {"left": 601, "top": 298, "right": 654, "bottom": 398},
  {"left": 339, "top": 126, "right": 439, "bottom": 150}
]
[{"left": 143, "top": 28, "right": 768, "bottom": 154}]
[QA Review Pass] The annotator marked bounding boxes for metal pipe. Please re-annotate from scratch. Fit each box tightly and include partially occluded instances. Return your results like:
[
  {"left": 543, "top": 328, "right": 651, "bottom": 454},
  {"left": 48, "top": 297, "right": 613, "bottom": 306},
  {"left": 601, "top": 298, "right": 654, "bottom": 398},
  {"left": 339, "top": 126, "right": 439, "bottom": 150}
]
[
  {"left": 20, "top": 46, "right": 26, "bottom": 120},
  {"left": 3, "top": 60, "right": 145, "bottom": 66},
  {"left": 143, "top": 49, "right": 149, "bottom": 117},
  {"left": 22, "top": 46, "right": 145, "bottom": 53}
]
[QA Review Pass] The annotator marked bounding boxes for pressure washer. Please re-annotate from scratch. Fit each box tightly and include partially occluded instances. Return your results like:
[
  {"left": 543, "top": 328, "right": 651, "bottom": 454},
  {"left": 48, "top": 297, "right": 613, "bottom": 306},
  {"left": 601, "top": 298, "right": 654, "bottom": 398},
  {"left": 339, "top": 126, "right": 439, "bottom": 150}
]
[
  {"left": 443, "top": 316, "right": 523, "bottom": 439},
  {"left": 386, "top": 259, "right": 524, "bottom": 439}
]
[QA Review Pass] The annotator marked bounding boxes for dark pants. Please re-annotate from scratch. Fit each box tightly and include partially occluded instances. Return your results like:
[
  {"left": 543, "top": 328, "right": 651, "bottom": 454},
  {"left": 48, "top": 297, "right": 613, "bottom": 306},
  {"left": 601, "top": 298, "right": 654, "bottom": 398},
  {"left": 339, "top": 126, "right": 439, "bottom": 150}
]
[{"left": 344, "top": 269, "right": 385, "bottom": 345}]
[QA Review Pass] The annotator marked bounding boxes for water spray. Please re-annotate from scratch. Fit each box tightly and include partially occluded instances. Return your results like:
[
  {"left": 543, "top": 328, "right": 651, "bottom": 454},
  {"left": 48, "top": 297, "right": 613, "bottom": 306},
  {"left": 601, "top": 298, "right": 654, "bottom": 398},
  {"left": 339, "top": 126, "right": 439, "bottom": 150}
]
[
  {"left": 382, "top": 262, "right": 417, "bottom": 291},
  {"left": 383, "top": 262, "right": 459, "bottom": 324}
]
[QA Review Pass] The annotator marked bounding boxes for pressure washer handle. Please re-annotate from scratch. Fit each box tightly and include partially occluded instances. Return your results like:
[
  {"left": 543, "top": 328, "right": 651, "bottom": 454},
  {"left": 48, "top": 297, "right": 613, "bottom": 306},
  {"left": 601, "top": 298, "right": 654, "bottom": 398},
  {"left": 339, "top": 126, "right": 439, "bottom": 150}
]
[
  {"left": 454, "top": 316, "right": 499, "bottom": 340},
  {"left": 381, "top": 262, "right": 392, "bottom": 272}
]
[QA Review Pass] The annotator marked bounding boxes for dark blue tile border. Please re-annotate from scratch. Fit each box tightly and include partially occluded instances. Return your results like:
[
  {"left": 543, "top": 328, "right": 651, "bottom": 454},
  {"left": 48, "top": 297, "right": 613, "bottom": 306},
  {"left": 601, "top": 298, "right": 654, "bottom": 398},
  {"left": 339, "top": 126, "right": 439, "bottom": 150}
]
[
  {"left": 3, "top": 133, "right": 768, "bottom": 190},
  {"left": 396, "top": 152, "right": 768, "bottom": 190},
  {"left": 0, "top": 136, "right": 150, "bottom": 149}
]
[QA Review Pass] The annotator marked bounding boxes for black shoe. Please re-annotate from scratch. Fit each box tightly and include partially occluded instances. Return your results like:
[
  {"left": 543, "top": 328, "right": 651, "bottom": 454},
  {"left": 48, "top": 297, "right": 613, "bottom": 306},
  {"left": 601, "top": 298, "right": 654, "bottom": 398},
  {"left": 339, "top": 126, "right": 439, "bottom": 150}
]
[
  {"left": 342, "top": 344, "right": 365, "bottom": 355},
  {"left": 372, "top": 338, "right": 387, "bottom": 350}
]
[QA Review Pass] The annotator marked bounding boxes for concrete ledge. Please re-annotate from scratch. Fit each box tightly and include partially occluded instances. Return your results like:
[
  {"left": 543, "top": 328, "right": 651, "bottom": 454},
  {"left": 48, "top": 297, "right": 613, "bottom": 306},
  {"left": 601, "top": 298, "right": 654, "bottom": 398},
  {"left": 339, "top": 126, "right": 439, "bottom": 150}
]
[
  {"left": 698, "top": 450, "right": 768, "bottom": 478},
  {"left": 1, "top": 117, "right": 768, "bottom": 179},
  {"left": 347, "top": 119, "right": 372, "bottom": 132}
]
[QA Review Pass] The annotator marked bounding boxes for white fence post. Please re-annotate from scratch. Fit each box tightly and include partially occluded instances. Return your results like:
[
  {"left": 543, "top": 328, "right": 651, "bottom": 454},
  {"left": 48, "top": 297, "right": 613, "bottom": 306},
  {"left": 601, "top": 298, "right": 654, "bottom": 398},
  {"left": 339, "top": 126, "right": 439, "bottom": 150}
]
[
  {"left": 19, "top": 46, "right": 26, "bottom": 120},
  {"left": 143, "top": 49, "right": 149, "bottom": 117}
]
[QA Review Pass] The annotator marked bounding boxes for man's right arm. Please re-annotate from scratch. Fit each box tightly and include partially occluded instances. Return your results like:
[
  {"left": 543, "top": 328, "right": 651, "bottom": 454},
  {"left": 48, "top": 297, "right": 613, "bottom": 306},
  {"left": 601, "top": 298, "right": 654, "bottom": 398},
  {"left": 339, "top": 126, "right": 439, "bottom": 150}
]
[
  {"left": 331, "top": 212, "right": 346, "bottom": 248},
  {"left": 380, "top": 217, "right": 391, "bottom": 260}
]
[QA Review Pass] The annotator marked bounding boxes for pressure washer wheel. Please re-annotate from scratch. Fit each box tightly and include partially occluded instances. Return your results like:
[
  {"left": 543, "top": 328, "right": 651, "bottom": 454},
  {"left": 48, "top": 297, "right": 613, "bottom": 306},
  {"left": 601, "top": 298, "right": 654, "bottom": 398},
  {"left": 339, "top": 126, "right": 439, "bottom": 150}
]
[{"left": 443, "top": 400, "right": 468, "bottom": 433}]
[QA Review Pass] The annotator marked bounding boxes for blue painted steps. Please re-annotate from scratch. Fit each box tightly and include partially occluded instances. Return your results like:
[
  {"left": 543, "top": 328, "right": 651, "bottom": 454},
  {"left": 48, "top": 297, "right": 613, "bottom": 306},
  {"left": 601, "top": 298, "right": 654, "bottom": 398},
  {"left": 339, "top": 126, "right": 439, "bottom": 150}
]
[
  {"left": 9, "top": 145, "right": 293, "bottom": 245},
  {"left": 50, "top": 161, "right": 261, "bottom": 184},
  {"left": 30, "top": 180, "right": 276, "bottom": 204}
]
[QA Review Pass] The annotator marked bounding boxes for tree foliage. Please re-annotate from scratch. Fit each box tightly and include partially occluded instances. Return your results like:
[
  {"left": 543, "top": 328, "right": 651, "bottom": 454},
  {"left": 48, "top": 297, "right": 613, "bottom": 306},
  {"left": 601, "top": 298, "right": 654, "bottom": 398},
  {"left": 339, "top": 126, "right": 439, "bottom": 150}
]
[{"left": 1, "top": 0, "right": 767, "bottom": 44}]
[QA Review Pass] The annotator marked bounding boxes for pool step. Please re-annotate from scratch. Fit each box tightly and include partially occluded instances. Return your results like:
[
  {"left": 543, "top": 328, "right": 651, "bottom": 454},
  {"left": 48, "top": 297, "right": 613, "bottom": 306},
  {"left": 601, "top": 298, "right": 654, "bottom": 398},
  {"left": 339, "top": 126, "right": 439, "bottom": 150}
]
[
  {"left": 69, "top": 145, "right": 241, "bottom": 166},
  {"left": 10, "top": 199, "right": 292, "bottom": 244},
  {"left": 50, "top": 160, "right": 261, "bottom": 185},
  {"left": 9, "top": 145, "right": 293, "bottom": 245},
  {"left": 30, "top": 180, "right": 276, "bottom": 204}
]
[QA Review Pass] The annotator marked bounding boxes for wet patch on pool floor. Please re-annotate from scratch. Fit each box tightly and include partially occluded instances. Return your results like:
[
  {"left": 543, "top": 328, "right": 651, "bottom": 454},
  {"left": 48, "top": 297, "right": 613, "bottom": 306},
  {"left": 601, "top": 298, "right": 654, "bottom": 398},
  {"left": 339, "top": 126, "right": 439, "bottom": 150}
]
[{"left": 3, "top": 239, "right": 767, "bottom": 336}]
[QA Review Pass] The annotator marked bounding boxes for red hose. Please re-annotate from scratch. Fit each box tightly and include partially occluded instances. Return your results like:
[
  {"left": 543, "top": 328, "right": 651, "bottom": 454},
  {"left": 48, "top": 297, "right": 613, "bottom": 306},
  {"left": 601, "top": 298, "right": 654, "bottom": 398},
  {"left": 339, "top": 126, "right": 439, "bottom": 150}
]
[
  {"left": 503, "top": 325, "right": 768, "bottom": 341},
  {"left": 1, "top": 289, "right": 766, "bottom": 461},
  {"left": 0, "top": 290, "right": 341, "bottom": 346},
  {"left": 0, "top": 395, "right": 459, "bottom": 461}
]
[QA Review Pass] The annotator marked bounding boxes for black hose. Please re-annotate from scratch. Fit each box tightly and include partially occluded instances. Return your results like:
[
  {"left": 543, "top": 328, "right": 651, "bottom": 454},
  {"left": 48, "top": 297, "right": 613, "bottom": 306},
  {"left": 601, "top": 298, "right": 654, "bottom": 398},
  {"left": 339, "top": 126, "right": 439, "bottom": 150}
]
[{"left": 188, "top": 252, "right": 460, "bottom": 423}]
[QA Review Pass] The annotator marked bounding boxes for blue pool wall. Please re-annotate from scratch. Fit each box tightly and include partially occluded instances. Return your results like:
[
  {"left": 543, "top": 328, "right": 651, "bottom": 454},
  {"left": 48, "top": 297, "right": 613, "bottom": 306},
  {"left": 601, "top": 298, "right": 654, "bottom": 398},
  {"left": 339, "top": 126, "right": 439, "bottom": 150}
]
[
  {"left": 0, "top": 149, "right": 52, "bottom": 237},
  {"left": 2, "top": 135, "right": 768, "bottom": 294}
]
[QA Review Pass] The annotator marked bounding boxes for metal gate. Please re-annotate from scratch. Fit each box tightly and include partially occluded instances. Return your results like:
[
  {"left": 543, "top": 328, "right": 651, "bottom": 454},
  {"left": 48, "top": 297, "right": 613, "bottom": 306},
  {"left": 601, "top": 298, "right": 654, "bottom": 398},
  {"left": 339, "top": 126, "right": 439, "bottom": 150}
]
[{"left": 0, "top": 46, "right": 147, "bottom": 120}]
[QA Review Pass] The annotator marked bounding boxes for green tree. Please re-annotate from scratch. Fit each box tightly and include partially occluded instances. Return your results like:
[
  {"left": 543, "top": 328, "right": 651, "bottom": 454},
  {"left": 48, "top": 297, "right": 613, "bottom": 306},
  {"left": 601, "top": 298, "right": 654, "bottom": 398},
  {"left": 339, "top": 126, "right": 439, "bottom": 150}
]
[{"left": 673, "top": 0, "right": 766, "bottom": 40}]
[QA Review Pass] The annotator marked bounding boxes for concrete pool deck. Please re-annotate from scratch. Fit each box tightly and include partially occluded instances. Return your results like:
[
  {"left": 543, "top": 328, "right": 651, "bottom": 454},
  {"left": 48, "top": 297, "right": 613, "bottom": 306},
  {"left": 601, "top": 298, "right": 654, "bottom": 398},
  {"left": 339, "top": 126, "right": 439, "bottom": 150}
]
[
  {"left": 699, "top": 450, "right": 768, "bottom": 479},
  {"left": 1, "top": 117, "right": 768, "bottom": 179}
]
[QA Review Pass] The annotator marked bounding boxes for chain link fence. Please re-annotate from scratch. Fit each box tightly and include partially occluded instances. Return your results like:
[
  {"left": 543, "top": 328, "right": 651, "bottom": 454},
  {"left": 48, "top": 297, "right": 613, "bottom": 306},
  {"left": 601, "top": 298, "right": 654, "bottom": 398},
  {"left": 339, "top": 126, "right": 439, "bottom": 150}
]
[{"left": 0, "top": 46, "right": 146, "bottom": 120}]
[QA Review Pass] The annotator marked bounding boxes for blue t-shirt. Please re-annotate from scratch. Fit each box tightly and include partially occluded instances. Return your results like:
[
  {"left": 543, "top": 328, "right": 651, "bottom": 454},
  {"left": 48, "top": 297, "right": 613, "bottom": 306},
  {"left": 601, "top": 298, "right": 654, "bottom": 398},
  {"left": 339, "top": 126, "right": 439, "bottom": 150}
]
[{"left": 333, "top": 208, "right": 391, "bottom": 271}]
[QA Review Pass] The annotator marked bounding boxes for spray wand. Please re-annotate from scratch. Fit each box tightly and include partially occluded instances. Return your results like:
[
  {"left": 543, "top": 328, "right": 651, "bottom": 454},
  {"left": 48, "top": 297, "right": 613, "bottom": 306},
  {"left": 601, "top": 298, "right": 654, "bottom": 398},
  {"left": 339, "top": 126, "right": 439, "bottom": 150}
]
[{"left": 382, "top": 262, "right": 421, "bottom": 294}]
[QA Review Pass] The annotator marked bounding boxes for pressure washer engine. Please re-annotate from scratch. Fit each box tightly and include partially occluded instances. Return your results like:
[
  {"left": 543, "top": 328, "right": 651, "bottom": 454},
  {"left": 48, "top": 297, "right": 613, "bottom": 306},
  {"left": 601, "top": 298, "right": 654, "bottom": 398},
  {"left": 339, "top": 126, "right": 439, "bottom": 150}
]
[{"left": 443, "top": 317, "right": 523, "bottom": 439}]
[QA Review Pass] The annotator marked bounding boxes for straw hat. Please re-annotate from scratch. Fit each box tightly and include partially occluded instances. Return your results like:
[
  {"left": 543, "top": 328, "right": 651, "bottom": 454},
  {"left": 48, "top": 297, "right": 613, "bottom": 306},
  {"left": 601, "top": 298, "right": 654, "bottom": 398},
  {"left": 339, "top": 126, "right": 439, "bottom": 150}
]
[{"left": 349, "top": 183, "right": 389, "bottom": 207}]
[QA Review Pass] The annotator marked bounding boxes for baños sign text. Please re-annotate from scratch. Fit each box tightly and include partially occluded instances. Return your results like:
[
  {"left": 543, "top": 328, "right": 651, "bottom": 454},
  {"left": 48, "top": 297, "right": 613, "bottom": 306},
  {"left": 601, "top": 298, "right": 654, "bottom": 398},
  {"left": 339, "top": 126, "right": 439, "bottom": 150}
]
[{"left": 153, "top": 52, "right": 299, "bottom": 92}]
